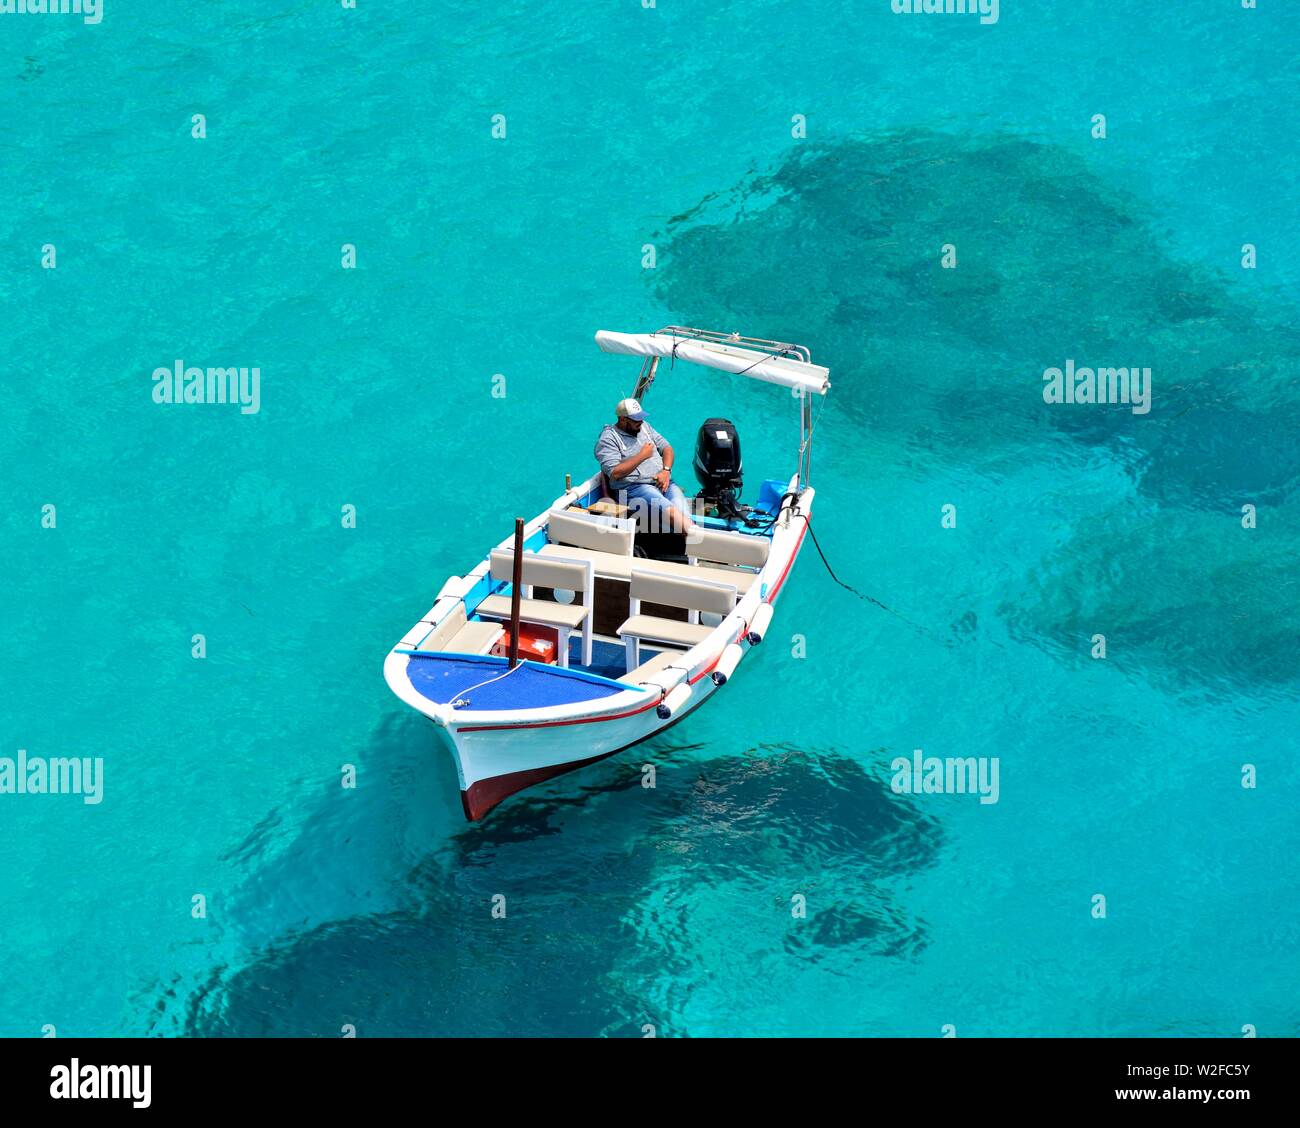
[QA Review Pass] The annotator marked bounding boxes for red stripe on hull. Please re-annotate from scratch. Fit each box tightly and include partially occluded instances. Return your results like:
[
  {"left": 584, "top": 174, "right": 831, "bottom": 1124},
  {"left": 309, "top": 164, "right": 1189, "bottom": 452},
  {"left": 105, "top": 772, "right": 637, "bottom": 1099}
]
[
  {"left": 458, "top": 696, "right": 659, "bottom": 734},
  {"left": 766, "top": 519, "right": 808, "bottom": 603}
]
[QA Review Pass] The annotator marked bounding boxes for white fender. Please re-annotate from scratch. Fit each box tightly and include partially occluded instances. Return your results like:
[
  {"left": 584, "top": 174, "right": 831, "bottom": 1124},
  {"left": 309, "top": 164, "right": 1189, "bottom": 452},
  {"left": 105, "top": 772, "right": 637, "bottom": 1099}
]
[
  {"left": 710, "top": 643, "right": 745, "bottom": 686},
  {"left": 746, "top": 603, "right": 774, "bottom": 645},
  {"left": 656, "top": 683, "right": 692, "bottom": 719}
]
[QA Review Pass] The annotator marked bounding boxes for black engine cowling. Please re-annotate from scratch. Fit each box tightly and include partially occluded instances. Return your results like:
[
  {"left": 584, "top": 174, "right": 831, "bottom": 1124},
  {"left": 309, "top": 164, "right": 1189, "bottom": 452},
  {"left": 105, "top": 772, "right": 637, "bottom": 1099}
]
[{"left": 693, "top": 417, "right": 743, "bottom": 499}]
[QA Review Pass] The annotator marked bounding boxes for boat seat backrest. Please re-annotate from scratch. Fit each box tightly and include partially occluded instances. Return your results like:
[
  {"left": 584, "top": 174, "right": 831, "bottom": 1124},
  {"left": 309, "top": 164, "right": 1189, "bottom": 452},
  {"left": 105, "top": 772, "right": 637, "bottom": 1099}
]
[
  {"left": 546, "top": 508, "right": 635, "bottom": 557},
  {"left": 688, "top": 528, "right": 770, "bottom": 569},
  {"left": 489, "top": 549, "right": 590, "bottom": 595},
  {"left": 630, "top": 569, "right": 736, "bottom": 616},
  {"left": 421, "top": 603, "right": 468, "bottom": 651}
]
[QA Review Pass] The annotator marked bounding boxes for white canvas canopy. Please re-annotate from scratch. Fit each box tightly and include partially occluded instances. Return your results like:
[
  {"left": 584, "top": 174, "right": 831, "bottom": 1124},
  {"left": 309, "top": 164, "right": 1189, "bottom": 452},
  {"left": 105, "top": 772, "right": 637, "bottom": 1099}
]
[{"left": 595, "top": 330, "right": 830, "bottom": 396}]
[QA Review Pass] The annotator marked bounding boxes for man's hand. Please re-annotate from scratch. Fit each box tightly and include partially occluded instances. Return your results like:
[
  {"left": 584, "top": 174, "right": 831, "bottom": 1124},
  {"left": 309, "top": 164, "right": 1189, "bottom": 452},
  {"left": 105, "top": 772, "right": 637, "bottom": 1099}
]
[
  {"left": 610, "top": 442, "right": 660, "bottom": 482},
  {"left": 654, "top": 469, "right": 671, "bottom": 491}
]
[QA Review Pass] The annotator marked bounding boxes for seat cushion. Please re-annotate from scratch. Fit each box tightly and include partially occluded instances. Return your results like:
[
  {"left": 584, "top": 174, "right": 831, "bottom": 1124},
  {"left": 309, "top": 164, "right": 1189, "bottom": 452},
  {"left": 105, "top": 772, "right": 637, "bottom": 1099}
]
[
  {"left": 419, "top": 603, "right": 468, "bottom": 651},
  {"left": 629, "top": 568, "right": 736, "bottom": 615},
  {"left": 690, "top": 527, "right": 770, "bottom": 568},
  {"left": 547, "top": 508, "right": 636, "bottom": 556},
  {"left": 585, "top": 499, "right": 631, "bottom": 519},
  {"left": 444, "top": 620, "right": 504, "bottom": 655},
  {"left": 617, "top": 615, "right": 713, "bottom": 648},
  {"left": 489, "top": 548, "right": 591, "bottom": 594},
  {"left": 617, "top": 647, "right": 690, "bottom": 684},
  {"left": 476, "top": 594, "right": 589, "bottom": 630},
  {"left": 538, "top": 543, "right": 756, "bottom": 593}
]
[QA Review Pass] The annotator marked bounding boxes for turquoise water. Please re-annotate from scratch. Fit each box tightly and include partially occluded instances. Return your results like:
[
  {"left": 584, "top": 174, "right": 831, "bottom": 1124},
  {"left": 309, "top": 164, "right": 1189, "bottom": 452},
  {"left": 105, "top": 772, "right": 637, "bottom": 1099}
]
[{"left": 2, "top": 1, "right": 1298, "bottom": 1037}]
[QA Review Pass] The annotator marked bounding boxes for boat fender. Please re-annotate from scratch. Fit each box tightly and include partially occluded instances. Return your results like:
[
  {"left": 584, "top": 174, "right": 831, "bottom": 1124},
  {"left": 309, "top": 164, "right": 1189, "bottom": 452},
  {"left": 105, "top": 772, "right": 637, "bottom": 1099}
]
[
  {"left": 710, "top": 643, "right": 744, "bottom": 686},
  {"left": 656, "top": 683, "right": 692, "bottom": 720},
  {"left": 745, "top": 603, "right": 774, "bottom": 645}
]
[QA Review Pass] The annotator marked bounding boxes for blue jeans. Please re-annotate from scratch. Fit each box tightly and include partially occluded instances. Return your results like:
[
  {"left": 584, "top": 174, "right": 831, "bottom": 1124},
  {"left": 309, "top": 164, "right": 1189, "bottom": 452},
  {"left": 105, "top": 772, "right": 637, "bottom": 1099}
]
[{"left": 618, "top": 481, "right": 693, "bottom": 530}]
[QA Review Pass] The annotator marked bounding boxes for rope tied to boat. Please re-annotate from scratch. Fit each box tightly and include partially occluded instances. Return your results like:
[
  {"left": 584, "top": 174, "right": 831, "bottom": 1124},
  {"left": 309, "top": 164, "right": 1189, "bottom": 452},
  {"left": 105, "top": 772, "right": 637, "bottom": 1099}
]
[
  {"left": 791, "top": 511, "right": 946, "bottom": 643},
  {"left": 450, "top": 660, "right": 525, "bottom": 709}
]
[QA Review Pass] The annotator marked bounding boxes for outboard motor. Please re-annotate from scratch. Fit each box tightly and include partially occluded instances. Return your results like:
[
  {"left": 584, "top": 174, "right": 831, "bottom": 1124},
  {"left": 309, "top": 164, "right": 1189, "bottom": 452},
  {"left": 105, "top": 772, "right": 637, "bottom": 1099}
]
[{"left": 694, "top": 417, "right": 743, "bottom": 517}]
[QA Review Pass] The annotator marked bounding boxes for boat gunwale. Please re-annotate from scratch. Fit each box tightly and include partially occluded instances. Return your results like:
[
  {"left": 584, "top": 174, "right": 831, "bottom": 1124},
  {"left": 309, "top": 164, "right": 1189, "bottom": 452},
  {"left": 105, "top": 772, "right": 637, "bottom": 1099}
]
[{"left": 394, "top": 649, "right": 645, "bottom": 693}]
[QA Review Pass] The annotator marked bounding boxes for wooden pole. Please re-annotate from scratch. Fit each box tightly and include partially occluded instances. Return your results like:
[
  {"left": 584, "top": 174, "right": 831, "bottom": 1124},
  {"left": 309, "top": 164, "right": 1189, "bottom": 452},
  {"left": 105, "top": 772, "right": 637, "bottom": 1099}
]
[
  {"left": 565, "top": 473, "right": 571, "bottom": 493},
  {"left": 508, "top": 517, "right": 524, "bottom": 669}
]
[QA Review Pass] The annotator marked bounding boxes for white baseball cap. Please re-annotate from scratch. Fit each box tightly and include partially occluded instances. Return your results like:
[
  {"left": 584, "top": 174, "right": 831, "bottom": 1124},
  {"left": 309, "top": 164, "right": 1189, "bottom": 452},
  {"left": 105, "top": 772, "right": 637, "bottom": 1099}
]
[{"left": 616, "top": 397, "right": 646, "bottom": 421}]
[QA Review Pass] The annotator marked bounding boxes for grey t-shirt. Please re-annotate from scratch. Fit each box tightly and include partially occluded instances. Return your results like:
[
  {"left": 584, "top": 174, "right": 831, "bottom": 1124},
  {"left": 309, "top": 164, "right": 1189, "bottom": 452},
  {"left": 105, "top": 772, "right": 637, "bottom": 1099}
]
[{"left": 594, "top": 421, "right": 669, "bottom": 490}]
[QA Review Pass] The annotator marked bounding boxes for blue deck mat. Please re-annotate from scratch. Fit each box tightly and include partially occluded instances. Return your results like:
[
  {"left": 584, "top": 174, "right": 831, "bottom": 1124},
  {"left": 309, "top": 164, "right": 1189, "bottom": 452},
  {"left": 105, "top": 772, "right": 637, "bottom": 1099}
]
[
  {"left": 569, "top": 636, "right": 660, "bottom": 682},
  {"left": 405, "top": 654, "right": 626, "bottom": 711}
]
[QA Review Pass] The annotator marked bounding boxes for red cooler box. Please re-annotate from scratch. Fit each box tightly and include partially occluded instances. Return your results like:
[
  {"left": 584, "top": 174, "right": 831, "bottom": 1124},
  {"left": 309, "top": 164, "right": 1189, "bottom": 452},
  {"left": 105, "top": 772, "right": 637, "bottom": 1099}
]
[{"left": 491, "top": 624, "right": 561, "bottom": 665}]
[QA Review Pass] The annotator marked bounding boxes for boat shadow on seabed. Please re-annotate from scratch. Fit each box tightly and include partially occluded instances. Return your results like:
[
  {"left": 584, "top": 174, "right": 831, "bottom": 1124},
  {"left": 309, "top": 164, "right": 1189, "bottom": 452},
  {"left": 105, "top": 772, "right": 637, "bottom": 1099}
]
[
  {"left": 163, "top": 719, "right": 941, "bottom": 1036},
  {"left": 655, "top": 130, "right": 1300, "bottom": 698}
]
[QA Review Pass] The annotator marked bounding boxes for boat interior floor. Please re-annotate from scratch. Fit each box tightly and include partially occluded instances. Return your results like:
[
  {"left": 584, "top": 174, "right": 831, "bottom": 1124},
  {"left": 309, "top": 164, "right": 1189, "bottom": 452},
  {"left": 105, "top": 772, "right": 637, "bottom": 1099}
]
[{"left": 586, "top": 636, "right": 679, "bottom": 682}]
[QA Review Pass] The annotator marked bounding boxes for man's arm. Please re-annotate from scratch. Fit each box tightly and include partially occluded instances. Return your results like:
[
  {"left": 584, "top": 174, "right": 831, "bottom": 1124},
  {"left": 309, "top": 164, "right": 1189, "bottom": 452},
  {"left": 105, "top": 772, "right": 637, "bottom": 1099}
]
[
  {"left": 611, "top": 445, "right": 655, "bottom": 479},
  {"left": 653, "top": 443, "right": 675, "bottom": 490},
  {"left": 644, "top": 424, "right": 674, "bottom": 488},
  {"left": 637, "top": 424, "right": 673, "bottom": 488},
  {"left": 595, "top": 429, "right": 654, "bottom": 481}
]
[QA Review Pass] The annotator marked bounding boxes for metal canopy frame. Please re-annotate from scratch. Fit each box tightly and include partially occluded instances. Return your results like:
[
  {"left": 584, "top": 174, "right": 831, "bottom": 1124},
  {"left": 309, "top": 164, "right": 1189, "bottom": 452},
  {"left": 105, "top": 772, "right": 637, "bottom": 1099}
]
[{"left": 620, "top": 325, "right": 822, "bottom": 492}]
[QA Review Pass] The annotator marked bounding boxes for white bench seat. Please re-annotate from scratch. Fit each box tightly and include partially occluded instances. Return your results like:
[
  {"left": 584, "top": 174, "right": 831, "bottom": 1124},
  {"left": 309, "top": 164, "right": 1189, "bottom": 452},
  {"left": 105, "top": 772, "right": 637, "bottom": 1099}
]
[
  {"left": 446, "top": 620, "right": 506, "bottom": 655},
  {"left": 617, "top": 570, "right": 738, "bottom": 673},
  {"left": 417, "top": 603, "right": 504, "bottom": 655},
  {"left": 616, "top": 615, "right": 712, "bottom": 649},
  {"left": 477, "top": 550, "right": 595, "bottom": 667},
  {"left": 476, "top": 594, "right": 589, "bottom": 631},
  {"left": 537, "top": 543, "right": 757, "bottom": 593}
]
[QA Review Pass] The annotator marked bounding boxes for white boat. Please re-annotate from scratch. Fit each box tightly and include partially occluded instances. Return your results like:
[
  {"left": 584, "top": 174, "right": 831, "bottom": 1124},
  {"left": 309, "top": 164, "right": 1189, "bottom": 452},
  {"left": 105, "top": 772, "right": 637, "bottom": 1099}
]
[{"left": 383, "top": 326, "right": 831, "bottom": 820}]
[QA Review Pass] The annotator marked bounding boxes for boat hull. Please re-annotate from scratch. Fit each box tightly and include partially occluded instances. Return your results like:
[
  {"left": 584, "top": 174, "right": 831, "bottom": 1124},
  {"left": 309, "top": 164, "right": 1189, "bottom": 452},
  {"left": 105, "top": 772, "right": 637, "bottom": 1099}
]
[
  {"left": 384, "top": 476, "right": 814, "bottom": 820},
  {"left": 444, "top": 672, "right": 722, "bottom": 819}
]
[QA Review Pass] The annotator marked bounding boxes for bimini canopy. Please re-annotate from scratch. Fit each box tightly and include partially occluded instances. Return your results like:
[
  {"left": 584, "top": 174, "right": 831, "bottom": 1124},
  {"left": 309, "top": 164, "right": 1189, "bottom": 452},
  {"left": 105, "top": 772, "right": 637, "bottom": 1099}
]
[{"left": 595, "top": 329, "right": 830, "bottom": 396}]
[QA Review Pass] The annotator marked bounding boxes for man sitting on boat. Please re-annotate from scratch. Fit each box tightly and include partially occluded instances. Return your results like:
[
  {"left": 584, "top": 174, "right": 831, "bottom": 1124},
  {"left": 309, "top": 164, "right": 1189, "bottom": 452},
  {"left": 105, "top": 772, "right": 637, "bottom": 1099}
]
[{"left": 594, "top": 397, "right": 696, "bottom": 534}]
